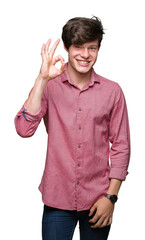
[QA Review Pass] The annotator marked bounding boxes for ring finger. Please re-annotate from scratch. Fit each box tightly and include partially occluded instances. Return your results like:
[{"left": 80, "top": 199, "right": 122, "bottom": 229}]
[{"left": 91, "top": 217, "right": 104, "bottom": 228}]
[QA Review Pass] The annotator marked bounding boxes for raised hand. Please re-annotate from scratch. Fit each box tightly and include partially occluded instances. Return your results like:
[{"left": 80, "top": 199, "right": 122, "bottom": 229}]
[{"left": 40, "top": 39, "right": 65, "bottom": 81}]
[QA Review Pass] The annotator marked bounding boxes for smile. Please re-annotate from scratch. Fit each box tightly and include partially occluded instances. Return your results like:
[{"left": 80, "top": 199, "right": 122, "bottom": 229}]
[{"left": 76, "top": 60, "right": 91, "bottom": 66}]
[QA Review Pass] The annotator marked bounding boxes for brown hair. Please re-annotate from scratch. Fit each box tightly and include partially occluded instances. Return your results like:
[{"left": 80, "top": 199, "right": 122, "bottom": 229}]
[{"left": 62, "top": 16, "right": 105, "bottom": 50}]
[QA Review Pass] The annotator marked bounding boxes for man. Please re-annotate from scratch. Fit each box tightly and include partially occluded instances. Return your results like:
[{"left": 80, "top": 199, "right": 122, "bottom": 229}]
[{"left": 15, "top": 16, "right": 130, "bottom": 240}]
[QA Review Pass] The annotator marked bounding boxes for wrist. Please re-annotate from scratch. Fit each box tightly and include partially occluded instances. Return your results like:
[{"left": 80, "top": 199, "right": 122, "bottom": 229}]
[
  {"left": 38, "top": 68, "right": 52, "bottom": 82},
  {"left": 105, "top": 193, "right": 118, "bottom": 204},
  {"left": 37, "top": 73, "right": 49, "bottom": 84}
]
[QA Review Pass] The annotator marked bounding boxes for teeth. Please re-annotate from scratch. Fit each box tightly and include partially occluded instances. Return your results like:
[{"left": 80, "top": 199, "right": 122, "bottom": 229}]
[{"left": 79, "top": 61, "right": 89, "bottom": 64}]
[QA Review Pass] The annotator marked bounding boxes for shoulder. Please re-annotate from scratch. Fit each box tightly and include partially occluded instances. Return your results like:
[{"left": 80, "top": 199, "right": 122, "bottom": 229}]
[
  {"left": 94, "top": 71, "right": 123, "bottom": 94},
  {"left": 96, "top": 72, "right": 119, "bottom": 88},
  {"left": 93, "top": 71, "right": 125, "bottom": 106}
]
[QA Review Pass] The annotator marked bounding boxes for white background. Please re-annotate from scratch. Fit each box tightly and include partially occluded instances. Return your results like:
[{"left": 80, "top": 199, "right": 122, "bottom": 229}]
[{"left": 0, "top": 0, "right": 145, "bottom": 239}]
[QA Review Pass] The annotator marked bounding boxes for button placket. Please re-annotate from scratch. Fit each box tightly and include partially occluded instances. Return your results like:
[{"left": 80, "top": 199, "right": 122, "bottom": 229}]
[
  {"left": 75, "top": 91, "right": 84, "bottom": 209},
  {"left": 76, "top": 104, "right": 83, "bottom": 160}
]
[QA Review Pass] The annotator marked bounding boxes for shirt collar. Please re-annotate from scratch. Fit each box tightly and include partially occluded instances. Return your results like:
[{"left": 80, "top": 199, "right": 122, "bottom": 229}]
[{"left": 60, "top": 63, "right": 100, "bottom": 86}]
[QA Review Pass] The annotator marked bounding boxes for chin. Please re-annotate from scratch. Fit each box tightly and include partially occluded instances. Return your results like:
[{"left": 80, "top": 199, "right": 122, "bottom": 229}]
[{"left": 76, "top": 66, "right": 92, "bottom": 74}]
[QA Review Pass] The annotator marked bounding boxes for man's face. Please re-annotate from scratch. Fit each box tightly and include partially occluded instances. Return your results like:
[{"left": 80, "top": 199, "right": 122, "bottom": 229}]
[{"left": 67, "top": 40, "right": 99, "bottom": 75}]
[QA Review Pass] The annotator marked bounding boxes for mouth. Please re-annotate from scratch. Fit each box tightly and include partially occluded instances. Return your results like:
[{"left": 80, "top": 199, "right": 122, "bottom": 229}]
[{"left": 76, "top": 59, "right": 91, "bottom": 66}]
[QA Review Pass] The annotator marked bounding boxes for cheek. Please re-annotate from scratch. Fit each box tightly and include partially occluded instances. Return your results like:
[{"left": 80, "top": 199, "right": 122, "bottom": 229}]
[
  {"left": 69, "top": 49, "right": 80, "bottom": 56},
  {"left": 69, "top": 52, "right": 79, "bottom": 63},
  {"left": 92, "top": 53, "right": 98, "bottom": 61}
]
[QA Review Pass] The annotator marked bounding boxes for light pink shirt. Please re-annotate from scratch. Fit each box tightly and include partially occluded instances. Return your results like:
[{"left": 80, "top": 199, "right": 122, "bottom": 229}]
[{"left": 15, "top": 64, "right": 130, "bottom": 211}]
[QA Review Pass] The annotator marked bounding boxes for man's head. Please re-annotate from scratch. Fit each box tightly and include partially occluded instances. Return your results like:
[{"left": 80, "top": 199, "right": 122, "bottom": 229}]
[{"left": 62, "top": 16, "right": 104, "bottom": 50}]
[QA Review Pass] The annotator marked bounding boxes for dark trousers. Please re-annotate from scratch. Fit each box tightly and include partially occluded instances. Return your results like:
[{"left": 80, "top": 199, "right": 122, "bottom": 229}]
[{"left": 42, "top": 205, "right": 111, "bottom": 240}]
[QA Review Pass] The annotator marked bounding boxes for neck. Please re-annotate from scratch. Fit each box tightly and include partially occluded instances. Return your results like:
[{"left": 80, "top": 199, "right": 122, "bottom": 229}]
[{"left": 67, "top": 62, "right": 92, "bottom": 85}]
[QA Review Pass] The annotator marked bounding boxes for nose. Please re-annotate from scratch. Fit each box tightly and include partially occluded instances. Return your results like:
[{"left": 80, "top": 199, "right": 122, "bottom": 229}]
[{"left": 80, "top": 48, "right": 89, "bottom": 58}]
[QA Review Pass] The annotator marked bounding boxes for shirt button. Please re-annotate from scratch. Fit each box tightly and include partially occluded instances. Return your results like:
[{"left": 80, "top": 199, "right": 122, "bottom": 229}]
[{"left": 78, "top": 145, "right": 81, "bottom": 148}]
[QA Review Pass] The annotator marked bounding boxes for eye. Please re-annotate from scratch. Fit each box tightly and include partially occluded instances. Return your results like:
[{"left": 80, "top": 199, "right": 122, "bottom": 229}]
[
  {"left": 75, "top": 45, "right": 81, "bottom": 49},
  {"left": 89, "top": 47, "right": 97, "bottom": 51},
  {"left": 89, "top": 45, "right": 98, "bottom": 51}
]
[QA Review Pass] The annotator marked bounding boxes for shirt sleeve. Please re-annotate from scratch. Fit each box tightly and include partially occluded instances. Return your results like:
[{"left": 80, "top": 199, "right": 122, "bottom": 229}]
[
  {"left": 109, "top": 84, "right": 131, "bottom": 181},
  {"left": 14, "top": 86, "right": 48, "bottom": 138}
]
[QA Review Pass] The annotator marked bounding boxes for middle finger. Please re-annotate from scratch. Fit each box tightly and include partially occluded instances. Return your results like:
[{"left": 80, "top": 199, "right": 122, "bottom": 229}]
[{"left": 45, "top": 39, "right": 52, "bottom": 55}]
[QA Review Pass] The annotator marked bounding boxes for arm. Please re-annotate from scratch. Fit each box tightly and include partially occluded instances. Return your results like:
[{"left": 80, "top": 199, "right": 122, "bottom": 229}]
[
  {"left": 107, "top": 178, "right": 122, "bottom": 195},
  {"left": 89, "top": 85, "right": 130, "bottom": 228},
  {"left": 14, "top": 39, "right": 65, "bottom": 137}
]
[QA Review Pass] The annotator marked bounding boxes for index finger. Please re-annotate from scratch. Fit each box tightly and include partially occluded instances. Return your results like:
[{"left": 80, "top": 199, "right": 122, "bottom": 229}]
[{"left": 49, "top": 39, "right": 60, "bottom": 57}]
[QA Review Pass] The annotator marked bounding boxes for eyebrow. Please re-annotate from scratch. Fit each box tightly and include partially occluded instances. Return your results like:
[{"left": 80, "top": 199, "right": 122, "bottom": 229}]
[
  {"left": 89, "top": 45, "right": 98, "bottom": 47},
  {"left": 74, "top": 44, "right": 98, "bottom": 48},
  {"left": 88, "top": 45, "right": 98, "bottom": 48}
]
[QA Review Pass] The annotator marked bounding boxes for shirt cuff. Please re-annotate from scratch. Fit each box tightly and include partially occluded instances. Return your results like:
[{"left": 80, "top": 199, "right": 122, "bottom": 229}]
[
  {"left": 22, "top": 109, "right": 28, "bottom": 120},
  {"left": 22, "top": 104, "right": 42, "bottom": 122},
  {"left": 109, "top": 168, "right": 129, "bottom": 181}
]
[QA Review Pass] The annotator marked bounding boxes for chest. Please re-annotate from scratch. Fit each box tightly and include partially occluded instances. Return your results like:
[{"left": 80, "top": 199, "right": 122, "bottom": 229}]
[{"left": 48, "top": 83, "right": 114, "bottom": 124}]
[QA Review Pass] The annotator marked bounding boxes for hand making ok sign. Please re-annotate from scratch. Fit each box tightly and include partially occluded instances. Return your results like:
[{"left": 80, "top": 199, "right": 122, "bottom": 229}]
[{"left": 40, "top": 39, "right": 65, "bottom": 81}]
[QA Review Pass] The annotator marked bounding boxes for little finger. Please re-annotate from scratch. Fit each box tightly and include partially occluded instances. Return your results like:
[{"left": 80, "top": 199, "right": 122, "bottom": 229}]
[
  {"left": 107, "top": 217, "right": 112, "bottom": 225},
  {"left": 41, "top": 43, "right": 46, "bottom": 60}
]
